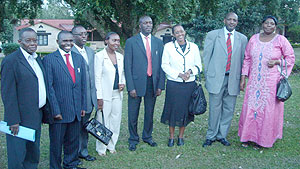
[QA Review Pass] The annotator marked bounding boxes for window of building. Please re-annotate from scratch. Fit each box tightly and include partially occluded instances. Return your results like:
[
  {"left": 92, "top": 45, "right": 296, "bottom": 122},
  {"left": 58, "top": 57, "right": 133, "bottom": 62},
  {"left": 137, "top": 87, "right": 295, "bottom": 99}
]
[{"left": 37, "top": 31, "right": 51, "bottom": 46}]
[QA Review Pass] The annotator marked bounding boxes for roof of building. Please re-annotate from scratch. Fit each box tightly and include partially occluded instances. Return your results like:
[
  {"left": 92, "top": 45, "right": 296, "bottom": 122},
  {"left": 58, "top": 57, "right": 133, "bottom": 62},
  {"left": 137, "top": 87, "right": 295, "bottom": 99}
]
[{"left": 16, "top": 19, "right": 74, "bottom": 31}]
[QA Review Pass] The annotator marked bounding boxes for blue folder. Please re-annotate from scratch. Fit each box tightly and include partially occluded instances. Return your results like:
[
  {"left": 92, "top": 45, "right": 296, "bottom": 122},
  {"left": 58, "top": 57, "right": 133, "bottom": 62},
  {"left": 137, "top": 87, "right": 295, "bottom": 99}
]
[{"left": 0, "top": 121, "right": 36, "bottom": 142}]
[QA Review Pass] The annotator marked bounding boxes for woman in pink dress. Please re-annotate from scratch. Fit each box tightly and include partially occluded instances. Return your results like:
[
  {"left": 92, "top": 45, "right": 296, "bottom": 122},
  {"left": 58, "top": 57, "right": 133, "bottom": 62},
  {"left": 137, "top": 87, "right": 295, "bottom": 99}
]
[{"left": 239, "top": 16, "right": 295, "bottom": 149}]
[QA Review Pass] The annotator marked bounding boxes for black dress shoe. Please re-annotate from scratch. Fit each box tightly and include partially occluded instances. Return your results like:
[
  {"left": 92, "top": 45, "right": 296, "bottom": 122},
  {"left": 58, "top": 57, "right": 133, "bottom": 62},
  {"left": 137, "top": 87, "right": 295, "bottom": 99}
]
[
  {"left": 79, "top": 155, "right": 96, "bottom": 161},
  {"left": 217, "top": 138, "right": 231, "bottom": 146},
  {"left": 177, "top": 138, "right": 184, "bottom": 146},
  {"left": 168, "top": 139, "right": 174, "bottom": 147},
  {"left": 129, "top": 144, "right": 136, "bottom": 151},
  {"left": 144, "top": 140, "right": 157, "bottom": 147},
  {"left": 77, "top": 160, "right": 83, "bottom": 166},
  {"left": 202, "top": 139, "right": 214, "bottom": 147}
]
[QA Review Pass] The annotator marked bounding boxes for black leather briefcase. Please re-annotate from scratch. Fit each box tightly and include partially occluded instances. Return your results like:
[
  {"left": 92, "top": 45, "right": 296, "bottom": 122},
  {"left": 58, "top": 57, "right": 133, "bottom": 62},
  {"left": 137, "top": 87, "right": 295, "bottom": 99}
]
[{"left": 85, "top": 110, "right": 113, "bottom": 145}]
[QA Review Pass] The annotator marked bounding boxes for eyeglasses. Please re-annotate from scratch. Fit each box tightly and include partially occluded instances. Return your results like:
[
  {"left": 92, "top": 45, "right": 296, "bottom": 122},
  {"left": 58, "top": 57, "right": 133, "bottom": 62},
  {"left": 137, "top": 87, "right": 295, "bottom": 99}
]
[{"left": 73, "top": 32, "right": 88, "bottom": 37}]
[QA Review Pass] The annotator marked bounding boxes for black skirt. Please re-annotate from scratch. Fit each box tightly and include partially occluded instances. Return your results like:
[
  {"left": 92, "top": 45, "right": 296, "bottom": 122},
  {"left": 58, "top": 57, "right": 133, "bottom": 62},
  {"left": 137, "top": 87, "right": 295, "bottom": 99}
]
[{"left": 161, "top": 80, "right": 196, "bottom": 127}]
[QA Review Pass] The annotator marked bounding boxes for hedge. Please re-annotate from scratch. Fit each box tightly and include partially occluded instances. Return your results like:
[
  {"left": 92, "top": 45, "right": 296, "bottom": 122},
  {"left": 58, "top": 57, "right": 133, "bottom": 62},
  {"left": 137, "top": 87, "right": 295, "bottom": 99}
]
[{"left": 2, "top": 43, "right": 20, "bottom": 56}]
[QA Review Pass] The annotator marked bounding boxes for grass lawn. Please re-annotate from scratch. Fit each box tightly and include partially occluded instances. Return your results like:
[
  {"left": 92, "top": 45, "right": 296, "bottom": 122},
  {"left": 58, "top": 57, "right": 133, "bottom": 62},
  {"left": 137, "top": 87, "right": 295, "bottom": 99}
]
[{"left": 0, "top": 50, "right": 300, "bottom": 168}]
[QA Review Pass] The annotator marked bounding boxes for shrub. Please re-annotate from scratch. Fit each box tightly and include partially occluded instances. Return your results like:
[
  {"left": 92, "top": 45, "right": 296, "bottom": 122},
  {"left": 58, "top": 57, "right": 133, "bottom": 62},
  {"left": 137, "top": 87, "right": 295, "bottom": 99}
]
[
  {"left": 2, "top": 43, "right": 20, "bottom": 56},
  {"left": 291, "top": 43, "right": 300, "bottom": 48},
  {"left": 287, "top": 25, "right": 300, "bottom": 43}
]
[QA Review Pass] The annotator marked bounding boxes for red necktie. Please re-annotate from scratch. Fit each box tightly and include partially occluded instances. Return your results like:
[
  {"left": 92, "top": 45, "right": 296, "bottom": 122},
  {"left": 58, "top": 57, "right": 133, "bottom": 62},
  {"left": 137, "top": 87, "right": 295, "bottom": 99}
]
[
  {"left": 145, "top": 36, "right": 152, "bottom": 76},
  {"left": 65, "top": 53, "right": 76, "bottom": 83},
  {"left": 226, "top": 33, "right": 232, "bottom": 72}
]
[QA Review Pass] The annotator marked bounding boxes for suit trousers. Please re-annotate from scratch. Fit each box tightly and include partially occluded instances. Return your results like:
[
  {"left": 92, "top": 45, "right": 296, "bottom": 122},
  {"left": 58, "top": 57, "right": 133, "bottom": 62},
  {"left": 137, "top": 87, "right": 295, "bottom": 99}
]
[
  {"left": 96, "top": 90, "right": 122, "bottom": 154},
  {"left": 78, "top": 111, "right": 92, "bottom": 157},
  {"left": 49, "top": 119, "right": 80, "bottom": 169},
  {"left": 206, "top": 76, "right": 237, "bottom": 140},
  {"left": 6, "top": 114, "right": 41, "bottom": 169},
  {"left": 128, "top": 76, "right": 156, "bottom": 145}
]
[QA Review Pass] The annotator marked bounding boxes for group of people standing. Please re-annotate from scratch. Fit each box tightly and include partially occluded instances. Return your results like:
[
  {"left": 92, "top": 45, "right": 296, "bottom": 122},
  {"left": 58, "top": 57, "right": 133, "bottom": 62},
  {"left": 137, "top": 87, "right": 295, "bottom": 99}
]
[{"left": 1, "top": 12, "right": 295, "bottom": 169}]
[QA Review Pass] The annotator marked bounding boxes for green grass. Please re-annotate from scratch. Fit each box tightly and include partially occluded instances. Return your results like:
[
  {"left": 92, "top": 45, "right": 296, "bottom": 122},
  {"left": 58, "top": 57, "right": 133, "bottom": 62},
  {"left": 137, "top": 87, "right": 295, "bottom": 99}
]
[{"left": 0, "top": 50, "right": 300, "bottom": 168}]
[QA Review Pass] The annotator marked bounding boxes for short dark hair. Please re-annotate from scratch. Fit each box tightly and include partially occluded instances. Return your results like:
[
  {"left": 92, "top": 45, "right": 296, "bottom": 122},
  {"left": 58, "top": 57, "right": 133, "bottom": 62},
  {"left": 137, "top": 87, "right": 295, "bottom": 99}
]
[
  {"left": 139, "top": 15, "right": 151, "bottom": 25},
  {"left": 225, "top": 12, "right": 238, "bottom": 19},
  {"left": 104, "top": 32, "right": 118, "bottom": 45},
  {"left": 19, "top": 28, "right": 36, "bottom": 40},
  {"left": 57, "top": 30, "right": 72, "bottom": 40},
  {"left": 172, "top": 24, "right": 183, "bottom": 34},
  {"left": 262, "top": 15, "right": 278, "bottom": 25},
  {"left": 71, "top": 25, "right": 85, "bottom": 34}
]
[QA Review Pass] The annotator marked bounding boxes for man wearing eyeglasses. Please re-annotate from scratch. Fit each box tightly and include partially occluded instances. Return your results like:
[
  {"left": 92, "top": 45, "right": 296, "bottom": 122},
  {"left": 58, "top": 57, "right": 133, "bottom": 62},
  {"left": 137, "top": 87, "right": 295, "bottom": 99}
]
[{"left": 71, "top": 25, "right": 97, "bottom": 162}]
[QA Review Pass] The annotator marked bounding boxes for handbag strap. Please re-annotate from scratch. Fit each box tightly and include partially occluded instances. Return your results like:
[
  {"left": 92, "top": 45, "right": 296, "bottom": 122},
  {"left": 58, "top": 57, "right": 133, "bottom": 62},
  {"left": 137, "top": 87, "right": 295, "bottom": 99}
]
[
  {"left": 94, "top": 109, "right": 106, "bottom": 126},
  {"left": 195, "top": 65, "right": 201, "bottom": 83},
  {"left": 280, "top": 58, "right": 288, "bottom": 78}
]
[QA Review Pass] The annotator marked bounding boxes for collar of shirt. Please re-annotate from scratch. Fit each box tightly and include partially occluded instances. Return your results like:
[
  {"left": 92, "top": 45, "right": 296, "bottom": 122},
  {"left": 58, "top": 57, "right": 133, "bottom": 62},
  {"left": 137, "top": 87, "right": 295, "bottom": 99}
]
[
  {"left": 140, "top": 32, "right": 152, "bottom": 50},
  {"left": 224, "top": 27, "right": 235, "bottom": 48},
  {"left": 74, "top": 44, "right": 86, "bottom": 54},
  {"left": 20, "top": 47, "right": 38, "bottom": 60},
  {"left": 58, "top": 48, "right": 74, "bottom": 67}
]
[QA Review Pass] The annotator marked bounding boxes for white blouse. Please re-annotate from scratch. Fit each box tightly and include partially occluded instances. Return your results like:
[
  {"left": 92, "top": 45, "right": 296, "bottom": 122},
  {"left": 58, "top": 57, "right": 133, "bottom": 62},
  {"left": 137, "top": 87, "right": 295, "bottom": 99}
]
[{"left": 161, "top": 40, "right": 202, "bottom": 82}]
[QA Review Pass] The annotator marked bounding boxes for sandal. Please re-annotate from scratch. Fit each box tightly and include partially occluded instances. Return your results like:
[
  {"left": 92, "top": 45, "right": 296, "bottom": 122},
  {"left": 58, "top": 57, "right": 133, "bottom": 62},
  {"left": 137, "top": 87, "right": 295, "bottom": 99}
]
[
  {"left": 241, "top": 142, "right": 249, "bottom": 148},
  {"left": 253, "top": 144, "right": 261, "bottom": 150}
]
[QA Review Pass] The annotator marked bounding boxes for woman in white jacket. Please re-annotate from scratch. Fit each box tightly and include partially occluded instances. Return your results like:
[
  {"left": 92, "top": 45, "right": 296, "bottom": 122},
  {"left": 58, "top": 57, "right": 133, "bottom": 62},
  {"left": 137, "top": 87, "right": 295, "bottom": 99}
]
[
  {"left": 94, "top": 32, "right": 125, "bottom": 156},
  {"left": 161, "top": 24, "right": 202, "bottom": 147}
]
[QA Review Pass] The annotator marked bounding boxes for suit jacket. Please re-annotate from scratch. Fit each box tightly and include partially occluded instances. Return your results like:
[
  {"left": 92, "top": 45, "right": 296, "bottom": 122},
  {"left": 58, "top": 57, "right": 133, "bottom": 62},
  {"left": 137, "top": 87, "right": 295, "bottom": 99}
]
[
  {"left": 94, "top": 49, "right": 126, "bottom": 101},
  {"left": 124, "top": 34, "right": 165, "bottom": 96},
  {"left": 72, "top": 46, "right": 97, "bottom": 113},
  {"left": 1, "top": 49, "right": 46, "bottom": 130},
  {"left": 203, "top": 28, "right": 248, "bottom": 95},
  {"left": 43, "top": 50, "right": 87, "bottom": 123}
]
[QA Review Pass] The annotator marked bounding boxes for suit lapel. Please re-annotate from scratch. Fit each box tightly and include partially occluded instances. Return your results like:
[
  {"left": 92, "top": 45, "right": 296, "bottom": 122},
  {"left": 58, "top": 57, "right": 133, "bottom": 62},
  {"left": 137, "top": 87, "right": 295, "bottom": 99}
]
[
  {"left": 54, "top": 50, "right": 73, "bottom": 82},
  {"left": 72, "top": 51, "right": 80, "bottom": 84},
  {"left": 84, "top": 46, "right": 93, "bottom": 65},
  {"left": 217, "top": 29, "right": 227, "bottom": 54},
  {"left": 17, "top": 49, "right": 37, "bottom": 77},
  {"left": 232, "top": 33, "right": 240, "bottom": 57},
  {"left": 136, "top": 34, "right": 147, "bottom": 57}
]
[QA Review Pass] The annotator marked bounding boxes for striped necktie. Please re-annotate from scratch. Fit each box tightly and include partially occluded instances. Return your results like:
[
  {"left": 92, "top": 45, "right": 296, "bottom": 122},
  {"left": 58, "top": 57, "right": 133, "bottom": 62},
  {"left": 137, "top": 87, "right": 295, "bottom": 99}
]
[{"left": 225, "top": 33, "right": 232, "bottom": 72}]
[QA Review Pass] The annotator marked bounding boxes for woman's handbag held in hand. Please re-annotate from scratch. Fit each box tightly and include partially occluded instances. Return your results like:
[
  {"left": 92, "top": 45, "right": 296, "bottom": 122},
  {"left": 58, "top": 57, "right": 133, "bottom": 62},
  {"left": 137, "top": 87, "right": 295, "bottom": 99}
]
[
  {"left": 85, "top": 109, "right": 113, "bottom": 145},
  {"left": 276, "top": 58, "right": 292, "bottom": 102},
  {"left": 189, "top": 66, "right": 207, "bottom": 115}
]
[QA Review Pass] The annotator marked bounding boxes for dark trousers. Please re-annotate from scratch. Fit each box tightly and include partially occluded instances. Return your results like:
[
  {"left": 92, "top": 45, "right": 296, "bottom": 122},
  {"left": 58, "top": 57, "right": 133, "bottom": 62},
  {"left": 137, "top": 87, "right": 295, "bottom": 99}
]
[
  {"left": 78, "top": 111, "right": 92, "bottom": 157},
  {"left": 128, "top": 76, "right": 156, "bottom": 145},
  {"left": 6, "top": 124, "right": 41, "bottom": 169},
  {"left": 49, "top": 119, "right": 80, "bottom": 169}
]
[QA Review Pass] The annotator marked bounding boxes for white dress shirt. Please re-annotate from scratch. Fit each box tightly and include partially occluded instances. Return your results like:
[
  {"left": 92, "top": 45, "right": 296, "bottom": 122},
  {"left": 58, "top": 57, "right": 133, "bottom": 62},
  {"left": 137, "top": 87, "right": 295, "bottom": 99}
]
[
  {"left": 140, "top": 32, "right": 151, "bottom": 50},
  {"left": 74, "top": 44, "right": 89, "bottom": 64},
  {"left": 224, "top": 27, "right": 235, "bottom": 49},
  {"left": 20, "top": 47, "right": 46, "bottom": 108},
  {"left": 161, "top": 40, "right": 202, "bottom": 82},
  {"left": 58, "top": 48, "right": 74, "bottom": 68}
]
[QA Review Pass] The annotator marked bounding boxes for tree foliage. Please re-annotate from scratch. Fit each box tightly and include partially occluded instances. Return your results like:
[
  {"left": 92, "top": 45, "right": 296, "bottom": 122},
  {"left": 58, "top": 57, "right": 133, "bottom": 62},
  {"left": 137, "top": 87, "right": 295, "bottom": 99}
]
[{"left": 37, "top": 0, "right": 73, "bottom": 19}]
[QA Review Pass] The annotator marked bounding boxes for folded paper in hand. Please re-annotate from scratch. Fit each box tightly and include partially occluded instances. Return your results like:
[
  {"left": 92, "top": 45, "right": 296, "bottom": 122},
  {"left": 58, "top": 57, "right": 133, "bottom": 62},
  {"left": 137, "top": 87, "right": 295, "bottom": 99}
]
[{"left": 0, "top": 121, "right": 36, "bottom": 142}]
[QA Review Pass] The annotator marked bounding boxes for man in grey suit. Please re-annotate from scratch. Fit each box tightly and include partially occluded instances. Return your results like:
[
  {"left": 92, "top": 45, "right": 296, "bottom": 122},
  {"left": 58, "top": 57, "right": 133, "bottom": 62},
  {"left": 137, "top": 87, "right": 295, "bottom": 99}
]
[
  {"left": 124, "top": 15, "right": 165, "bottom": 151},
  {"left": 202, "top": 12, "right": 248, "bottom": 147},
  {"left": 72, "top": 25, "right": 97, "bottom": 162},
  {"left": 1, "top": 28, "right": 47, "bottom": 169}
]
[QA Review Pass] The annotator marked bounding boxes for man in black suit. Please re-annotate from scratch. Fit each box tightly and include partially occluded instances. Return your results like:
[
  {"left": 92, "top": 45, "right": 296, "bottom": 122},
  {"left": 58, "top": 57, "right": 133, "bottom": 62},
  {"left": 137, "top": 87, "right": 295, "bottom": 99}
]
[
  {"left": 1, "top": 28, "right": 47, "bottom": 169},
  {"left": 124, "top": 15, "right": 165, "bottom": 151},
  {"left": 43, "top": 31, "right": 87, "bottom": 169}
]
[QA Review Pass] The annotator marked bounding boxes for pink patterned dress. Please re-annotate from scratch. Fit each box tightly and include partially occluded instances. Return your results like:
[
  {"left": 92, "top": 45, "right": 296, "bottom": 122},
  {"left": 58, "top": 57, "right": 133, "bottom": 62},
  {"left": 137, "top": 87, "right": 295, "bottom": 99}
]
[{"left": 238, "top": 34, "right": 295, "bottom": 147}]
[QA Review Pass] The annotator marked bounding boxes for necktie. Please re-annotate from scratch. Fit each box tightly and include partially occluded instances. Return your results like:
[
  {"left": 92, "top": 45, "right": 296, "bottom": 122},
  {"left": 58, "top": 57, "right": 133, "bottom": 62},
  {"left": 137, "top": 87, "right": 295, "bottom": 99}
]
[
  {"left": 65, "top": 53, "right": 76, "bottom": 83},
  {"left": 145, "top": 36, "right": 152, "bottom": 76},
  {"left": 226, "top": 33, "right": 232, "bottom": 72}
]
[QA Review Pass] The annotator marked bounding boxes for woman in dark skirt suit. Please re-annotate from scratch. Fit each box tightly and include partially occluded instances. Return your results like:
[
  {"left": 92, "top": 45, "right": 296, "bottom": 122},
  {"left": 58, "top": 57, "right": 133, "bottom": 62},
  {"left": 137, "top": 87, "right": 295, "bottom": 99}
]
[{"left": 161, "top": 24, "right": 202, "bottom": 147}]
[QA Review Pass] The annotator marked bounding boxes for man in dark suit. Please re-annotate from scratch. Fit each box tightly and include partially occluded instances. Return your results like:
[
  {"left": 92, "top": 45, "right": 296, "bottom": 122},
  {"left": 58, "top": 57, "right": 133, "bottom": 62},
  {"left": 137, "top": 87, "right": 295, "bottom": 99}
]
[
  {"left": 1, "top": 28, "right": 47, "bottom": 169},
  {"left": 202, "top": 12, "right": 248, "bottom": 147},
  {"left": 43, "top": 30, "right": 87, "bottom": 169},
  {"left": 71, "top": 25, "right": 97, "bottom": 162},
  {"left": 124, "top": 15, "right": 165, "bottom": 151}
]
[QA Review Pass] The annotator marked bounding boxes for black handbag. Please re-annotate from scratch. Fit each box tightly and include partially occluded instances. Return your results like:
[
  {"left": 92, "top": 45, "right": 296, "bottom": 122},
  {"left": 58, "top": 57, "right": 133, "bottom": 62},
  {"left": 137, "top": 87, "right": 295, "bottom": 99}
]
[
  {"left": 84, "top": 110, "right": 113, "bottom": 145},
  {"left": 189, "top": 66, "right": 207, "bottom": 115},
  {"left": 276, "top": 58, "right": 292, "bottom": 102}
]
